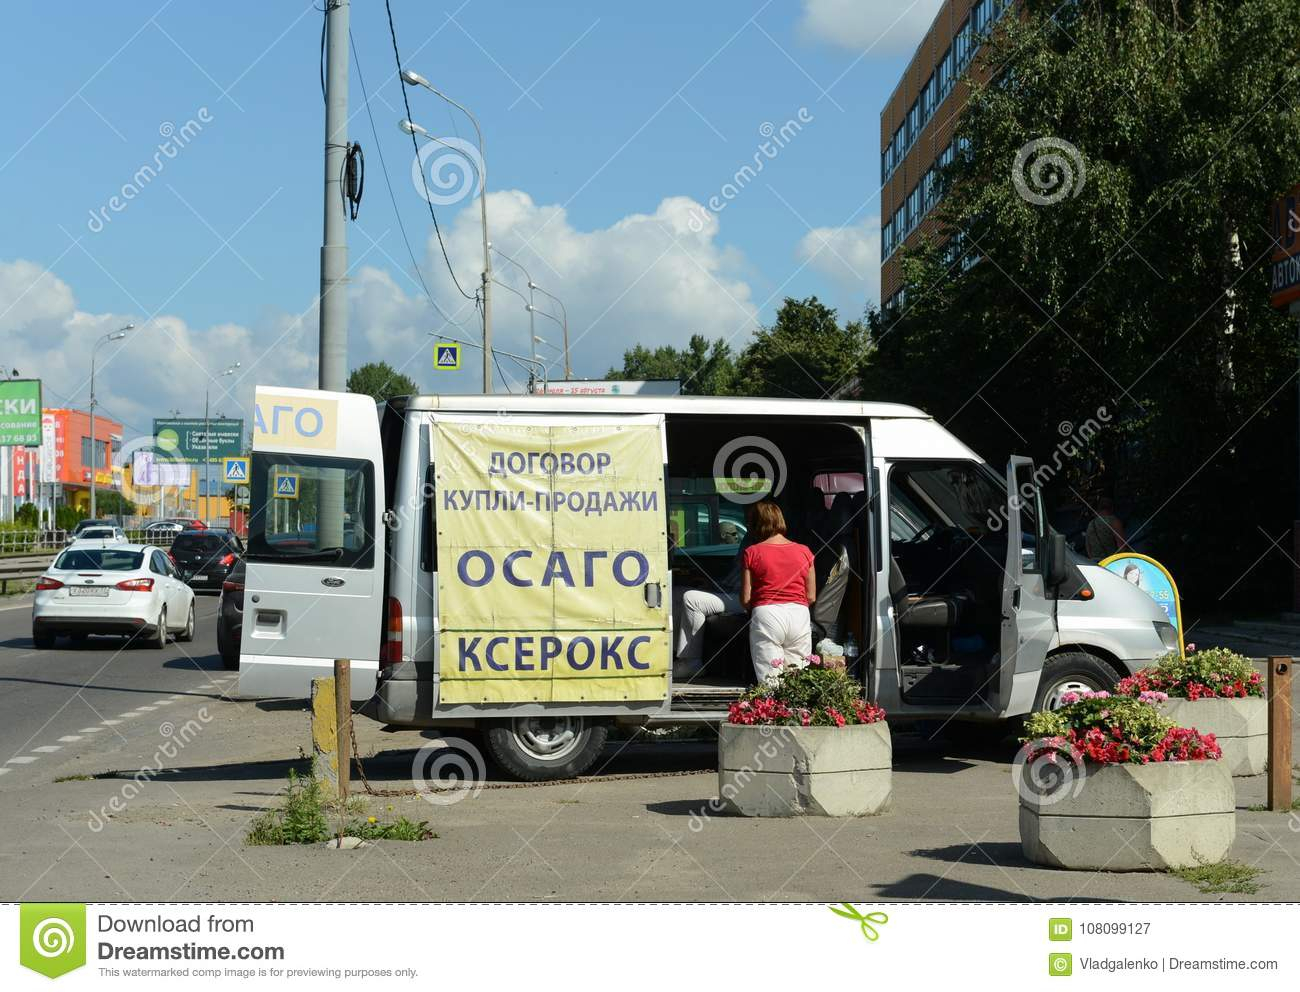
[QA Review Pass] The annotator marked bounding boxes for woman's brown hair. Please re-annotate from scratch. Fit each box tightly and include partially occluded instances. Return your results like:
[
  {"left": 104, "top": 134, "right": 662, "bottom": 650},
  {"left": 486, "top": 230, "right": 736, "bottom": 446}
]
[{"left": 747, "top": 499, "right": 787, "bottom": 541}]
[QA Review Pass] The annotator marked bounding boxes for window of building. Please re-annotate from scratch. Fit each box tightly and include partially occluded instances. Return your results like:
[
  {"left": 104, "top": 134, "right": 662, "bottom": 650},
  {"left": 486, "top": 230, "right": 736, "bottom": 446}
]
[
  {"left": 907, "top": 100, "right": 920, "bottom": 147},
  {"left": 882, "top": 219, "right": 894, "bottom": 259},
  {"left": 955, "top": 18, "right": 972, "bottom": 71},
  {"left": 882, "top": 145, "right": 893, "bottom": 181},
  {"left": 893, "top": 205, "right": 906, "bottom": 244},
  {"left": 81, "top": 437, "right": 109, "bottom": 470},
  {"left": 907, "top": 186, "right": 922, "bottom": 232},
  {"left": 892, "top": 124, "right": 905, "bottom": 164}
]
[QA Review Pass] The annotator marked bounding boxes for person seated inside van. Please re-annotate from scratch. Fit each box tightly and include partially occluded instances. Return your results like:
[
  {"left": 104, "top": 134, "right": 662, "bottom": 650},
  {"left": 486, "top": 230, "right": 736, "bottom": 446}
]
[
  {"left": 672, "top": 536, "right": 751, "bottom": 679},
  {"left": 741, "top": 499, "right": 817, "bottom": 683}
]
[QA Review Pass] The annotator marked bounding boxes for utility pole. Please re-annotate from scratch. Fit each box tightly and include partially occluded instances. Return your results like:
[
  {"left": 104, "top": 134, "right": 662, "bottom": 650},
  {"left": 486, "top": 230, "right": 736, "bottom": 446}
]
[
  {"left": 318, "top": 0, "right": 348, "bottom": 551},
  {"left": 319, "top": 0, "right": 349, "bottom": 393}
]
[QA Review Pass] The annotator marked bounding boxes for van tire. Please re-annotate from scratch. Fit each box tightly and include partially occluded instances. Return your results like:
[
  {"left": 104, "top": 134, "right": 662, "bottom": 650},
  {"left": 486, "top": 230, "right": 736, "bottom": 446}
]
[
  {"left": 485, "top": 717, "right": 609, "bottom": 782},
  {"left": 1033, "top": 651, "right": 1118, "bottom": 711}
]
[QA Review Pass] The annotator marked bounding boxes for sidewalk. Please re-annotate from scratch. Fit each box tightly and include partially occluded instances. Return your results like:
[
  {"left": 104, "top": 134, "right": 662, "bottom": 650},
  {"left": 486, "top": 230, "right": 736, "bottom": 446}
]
[{"left": 2, "top": 688, "right": 1296, "bottom": 902}]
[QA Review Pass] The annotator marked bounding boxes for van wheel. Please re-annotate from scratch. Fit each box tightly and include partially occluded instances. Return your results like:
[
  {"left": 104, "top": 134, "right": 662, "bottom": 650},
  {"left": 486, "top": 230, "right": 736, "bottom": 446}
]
[
  {"left": 484, "top": 716, "right": 608, "bottom": 782},
  {"left": 1033, "top": 651, "right": 1117, "bottom": 711}
]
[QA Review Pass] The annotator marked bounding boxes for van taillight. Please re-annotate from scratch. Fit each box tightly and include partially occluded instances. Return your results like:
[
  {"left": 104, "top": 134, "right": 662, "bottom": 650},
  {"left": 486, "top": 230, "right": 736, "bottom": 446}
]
[{"left": 380, "top": 597, "right": 403, "bottom": 667}]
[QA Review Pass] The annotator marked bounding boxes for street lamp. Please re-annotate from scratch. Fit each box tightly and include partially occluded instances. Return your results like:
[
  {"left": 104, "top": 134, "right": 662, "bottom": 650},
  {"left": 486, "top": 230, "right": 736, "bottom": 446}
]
[
  {"left": 490, "top": 245, "right": 538, "bottom": 365},
  {"left": 204, "top": 362, "right": 240, "bottom": 524},
  {"left": 528, "top": 282, "right": 571, "bottom": 380},
  {"left": 400, "top": 68, "right": 492, "bottom": 395},
  {"left": 526, "top": 305, "right": 571, "bottom": 382},
  {"left": 89, "top": 323, "right": 133, "bottom": 518}
]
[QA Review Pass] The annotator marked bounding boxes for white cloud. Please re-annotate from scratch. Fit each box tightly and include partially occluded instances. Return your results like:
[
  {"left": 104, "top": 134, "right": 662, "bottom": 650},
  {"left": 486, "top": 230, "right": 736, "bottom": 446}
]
[
  {"left": 423, "top": 190, "right": 759, "bottom": 384},
  {"left": 798, "top": 0, "right": 944, "bottom": 55},
  {"left": 796, "top": 216, "right": 880, "bottom": 315}
]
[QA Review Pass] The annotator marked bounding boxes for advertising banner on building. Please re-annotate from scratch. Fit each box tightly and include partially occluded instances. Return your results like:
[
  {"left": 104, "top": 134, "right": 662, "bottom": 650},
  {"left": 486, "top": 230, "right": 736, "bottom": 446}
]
[
  {"left": 152, "top": 417, "right": 244, "bottom": 464},
  {"left": 1268, "top": 183, "right": 1300, "bottom": 308},
  {"left": 433, "top": 417, "right": 670, "bottom": 705},
  {"left": 0, "top": 379, "right": 41, "bottom": 446}
]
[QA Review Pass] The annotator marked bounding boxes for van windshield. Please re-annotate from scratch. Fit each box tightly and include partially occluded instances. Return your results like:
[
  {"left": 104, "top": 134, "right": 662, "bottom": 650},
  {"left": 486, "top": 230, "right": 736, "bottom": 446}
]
[{"left": 245, "top": 453, "right": 374, "bottom": 568}]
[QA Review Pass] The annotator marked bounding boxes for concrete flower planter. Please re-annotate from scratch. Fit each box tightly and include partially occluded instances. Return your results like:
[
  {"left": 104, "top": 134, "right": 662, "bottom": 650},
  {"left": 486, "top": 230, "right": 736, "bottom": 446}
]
[
  {"left": 1155, "top": 697, "right": 1266, "bottom": 776},
  {"left": 717, "top": 722, "right": 891, "bottom": 817},
  {"left": 1020, "top": 760, "right": 1235, "bottom": 871}
]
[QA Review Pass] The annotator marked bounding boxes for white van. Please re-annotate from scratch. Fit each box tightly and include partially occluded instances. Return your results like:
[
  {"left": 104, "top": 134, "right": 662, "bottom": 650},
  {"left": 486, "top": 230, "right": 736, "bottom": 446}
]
[{"left": 238, "top": 387, "right": 1176, "bottom": 780}]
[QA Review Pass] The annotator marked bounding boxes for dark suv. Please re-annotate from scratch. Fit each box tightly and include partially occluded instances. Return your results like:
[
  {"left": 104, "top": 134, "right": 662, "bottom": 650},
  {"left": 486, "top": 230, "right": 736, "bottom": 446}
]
[
  {"left": 216, "top": 558, "right": 245, "bottom": 669},
  {"left": 170, "top": 529, "right": 243, "bottom": 591}
]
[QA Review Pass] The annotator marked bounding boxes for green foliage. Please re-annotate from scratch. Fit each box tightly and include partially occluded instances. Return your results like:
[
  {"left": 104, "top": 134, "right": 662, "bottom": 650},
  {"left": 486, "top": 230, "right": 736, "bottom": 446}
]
[
  {"left": 246, "top": 769, "right": 330, "bottom": 846},
  {"left": 54, "top": 505, "right": 84, "bottom": 531},
  {"left": 1118, "top": 647, "right": 1263, "bottom": 698},
  {"left": 347, "top": 361, "right": 419, "bottom": 403},
  {"left": 866, "top": 0, "right": 1300, "bottom": 610},
  {"left": 246, "top": 770, "right": 436, "bottom": 845},
  {"left": 607, "top": 334, "right": 736, "bottom": 395},
  {"left": 735, "top": 297, "right": 867, "bottom": 399},
  {"left": 14, "top": 503, "right": 37, "bottom": 527},
  {"left": 735, "top": 663, "right": 883, "bottom": 727},
  {"left": 92, "top": 491, "right": 135, "bottom": 517},
  {"left": 1170, "top": 859, "right": 1264, "bottom": 895},
  {"left": 1023, "top": 694, "right": 1176, "bottom": 758}
]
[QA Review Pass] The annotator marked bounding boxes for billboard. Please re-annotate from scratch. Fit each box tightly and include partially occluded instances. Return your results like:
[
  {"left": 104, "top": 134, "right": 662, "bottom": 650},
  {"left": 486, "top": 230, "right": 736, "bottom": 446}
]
[
  {"left": 539, "top": 379, "right": 680, "bottom": 396},
  {"left": 131, "top": 449, "right": 190, "bottom": 487},
  {"left": 0, "top": 379, "right": 41, "bottom": 446},
  {"left": 152, "top": 417, "right": 244, "bottom": 464},
  {"left": 1269, "top": 183, "right": 1300, "bottom": 308}
]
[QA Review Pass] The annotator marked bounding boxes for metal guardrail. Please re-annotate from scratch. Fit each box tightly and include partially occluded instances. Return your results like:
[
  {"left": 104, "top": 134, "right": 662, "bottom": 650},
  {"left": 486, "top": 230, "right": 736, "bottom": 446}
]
[{"left": 0, "top": 530, "right": 176, "bottom": 555}]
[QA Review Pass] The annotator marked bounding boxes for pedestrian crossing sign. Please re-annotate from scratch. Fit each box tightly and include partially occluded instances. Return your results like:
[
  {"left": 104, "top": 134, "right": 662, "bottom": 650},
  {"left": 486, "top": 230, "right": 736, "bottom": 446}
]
[
  {"left": 435, "top": 343, "right": 460, "bottom": 370},
  {"left": 223, "top": 456, "right": 249, "bottom": 483},
  {"left": 273, "top": 472, "right": 299, "bottom": 499}
]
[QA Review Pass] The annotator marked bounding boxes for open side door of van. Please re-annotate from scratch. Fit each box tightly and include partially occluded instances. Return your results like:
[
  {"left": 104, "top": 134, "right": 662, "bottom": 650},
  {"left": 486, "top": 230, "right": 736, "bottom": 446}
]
[
  {"left": 238, "top": 387, "right": 385, "bottom": 702},
  {"left": 995, "top": 457, "right": 1056, "bottom": 715}
]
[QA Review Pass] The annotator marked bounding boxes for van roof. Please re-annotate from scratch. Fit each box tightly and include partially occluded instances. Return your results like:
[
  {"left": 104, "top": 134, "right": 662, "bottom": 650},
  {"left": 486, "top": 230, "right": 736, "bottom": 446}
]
[{"left": 402, "top": 393, "right": 930, "bottom": 420}]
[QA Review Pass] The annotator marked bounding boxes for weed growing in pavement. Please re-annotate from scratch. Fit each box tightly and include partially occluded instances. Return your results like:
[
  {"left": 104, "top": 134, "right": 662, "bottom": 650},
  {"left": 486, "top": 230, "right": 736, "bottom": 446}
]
[
  {"left": 1169, "top": 860, "right": 1264, "bottom": 895},
  {"left": 53, "top": 774, "right": 93, "bottom": 783},
  {"left": 245, "top": 770, "right": 435, "bottom": 845}
]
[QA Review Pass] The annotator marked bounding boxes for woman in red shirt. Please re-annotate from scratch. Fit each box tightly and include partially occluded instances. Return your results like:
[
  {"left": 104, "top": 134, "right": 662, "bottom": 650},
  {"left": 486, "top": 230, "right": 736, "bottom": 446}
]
[{"left": 740, "top": 500, "right": 817, "bottom": 683}]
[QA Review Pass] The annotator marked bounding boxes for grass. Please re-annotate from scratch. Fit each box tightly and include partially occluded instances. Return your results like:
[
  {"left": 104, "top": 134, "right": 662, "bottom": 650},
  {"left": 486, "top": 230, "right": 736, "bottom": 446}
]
[
  {"left": 1245, "top": 797, "right": 1300, "bottom": 812},
  {"left": 52, "top": 774, "right": 92, "bottom": 783},
  {"left": 245, "top": 770, "right": 435, "bottom": 846},
  {"left": 1169, "top": 860, "right": 1265, "bottom": 895}
]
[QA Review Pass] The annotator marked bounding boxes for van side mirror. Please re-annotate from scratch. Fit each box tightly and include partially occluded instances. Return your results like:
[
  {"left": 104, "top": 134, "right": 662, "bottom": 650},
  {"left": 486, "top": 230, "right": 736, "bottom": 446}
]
[{"left": 1044, "top": 532, "right": 1069, "bottom": 587}]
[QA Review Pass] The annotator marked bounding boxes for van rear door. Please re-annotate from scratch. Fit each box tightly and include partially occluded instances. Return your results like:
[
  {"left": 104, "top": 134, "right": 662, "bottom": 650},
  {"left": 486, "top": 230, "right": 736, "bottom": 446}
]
[
  {"left": 996, "top": 456, "right": 1055, "bottom": 712},
  {"left": 238, "top": 387, "right": 384, "bottom": 701}
]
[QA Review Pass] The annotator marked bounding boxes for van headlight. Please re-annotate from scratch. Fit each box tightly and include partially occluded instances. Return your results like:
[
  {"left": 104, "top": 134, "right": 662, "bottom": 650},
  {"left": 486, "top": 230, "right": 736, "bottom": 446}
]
[{"left": 1153, "top": 621, "right": 1179, "bottom": 653}]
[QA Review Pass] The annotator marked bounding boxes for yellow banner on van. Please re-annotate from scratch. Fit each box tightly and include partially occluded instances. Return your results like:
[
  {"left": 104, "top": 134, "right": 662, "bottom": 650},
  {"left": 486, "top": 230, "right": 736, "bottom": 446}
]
[{"left": 433, "top": 419, "right": 670, "bottom": 705}]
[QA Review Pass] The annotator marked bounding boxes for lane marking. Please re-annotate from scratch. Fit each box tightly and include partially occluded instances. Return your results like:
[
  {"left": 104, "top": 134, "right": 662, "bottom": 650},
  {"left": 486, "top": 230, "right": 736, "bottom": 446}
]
[
  {"left": 78, "top": 727, "right": 104, "bottom": 734},
  {"left": 32, "top": 745, "right": 61, "bottom": 753},
  {"left": 6, "top": 756, "right": 38, "bottom": 765},
  {"left": 101, "top": 720, "right": 122, "bottom": 726},
  {"left": 153, "top": 700, "right": 174, "bottom": 706},
  {"left": 117, "top": 713, "right": 140, "bottom": 719},
  {"left": 57, "top": 736, "right": 83, "bottom": 743},
  {"left": 0, "top": 767, "right": 9, "bottom": 776},
  {"left": 135, "top": 705, "right": 158, "bottom": 712}
]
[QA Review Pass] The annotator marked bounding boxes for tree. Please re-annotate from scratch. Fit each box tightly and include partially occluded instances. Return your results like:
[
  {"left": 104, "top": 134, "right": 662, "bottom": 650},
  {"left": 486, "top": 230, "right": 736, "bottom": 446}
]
[
  {"left": 734, "top": 297, "right": 867, "bottom": 399},
  {"left": 606, "top": 334, "right": 737, "bottom": 395},
  {"left": 347, "top": 362, "right": 419, "bottom": 403},
  {"left": 93, "top": 490, "right": 136, "bottom": 517},
  {"left": 865, "top": 0, "right": 1300, "bottom": 609}
]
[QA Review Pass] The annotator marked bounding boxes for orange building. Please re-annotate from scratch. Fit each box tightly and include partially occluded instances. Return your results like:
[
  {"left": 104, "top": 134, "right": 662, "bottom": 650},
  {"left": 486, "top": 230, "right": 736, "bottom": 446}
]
[{"left": 10, "top": 407, "right": 123, "bottom": 511}]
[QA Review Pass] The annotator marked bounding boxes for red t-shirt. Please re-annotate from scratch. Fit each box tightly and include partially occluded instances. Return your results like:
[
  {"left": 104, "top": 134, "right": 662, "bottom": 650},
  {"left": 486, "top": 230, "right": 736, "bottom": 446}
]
[{"left": 743, "top": 540, "right": 814, "bottom": 607}]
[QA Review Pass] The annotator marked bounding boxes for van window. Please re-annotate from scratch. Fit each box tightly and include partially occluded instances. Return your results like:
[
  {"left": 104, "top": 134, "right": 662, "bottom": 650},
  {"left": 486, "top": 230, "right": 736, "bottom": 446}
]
[
  {"left": 246, "top": 453, "right": 375, "bottom": 568},
  {"left": 888, "top": 462, "right": 1005, "bottom": 544}
]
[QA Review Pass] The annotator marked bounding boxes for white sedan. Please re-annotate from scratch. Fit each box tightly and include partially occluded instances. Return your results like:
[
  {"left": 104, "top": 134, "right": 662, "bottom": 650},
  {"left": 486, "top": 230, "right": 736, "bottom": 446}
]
[{"left": 32, "top": 543, "right": 196, "bottom": 649}]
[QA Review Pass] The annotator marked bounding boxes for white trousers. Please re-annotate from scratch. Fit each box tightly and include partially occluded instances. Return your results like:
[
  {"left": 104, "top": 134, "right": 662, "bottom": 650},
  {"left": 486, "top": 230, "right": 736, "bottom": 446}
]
[
  {"left": 674, "top": 587, "right": 742, "bottom": 664},
  {"left": 749, "top": 602, "right": 812, "bottom": 683}
]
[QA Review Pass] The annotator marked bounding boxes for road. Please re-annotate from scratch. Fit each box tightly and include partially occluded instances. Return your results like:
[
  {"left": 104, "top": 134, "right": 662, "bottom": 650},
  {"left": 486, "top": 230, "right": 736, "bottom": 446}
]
[{"left": 0, "top": 592, "right": 234, "bottom": 786}]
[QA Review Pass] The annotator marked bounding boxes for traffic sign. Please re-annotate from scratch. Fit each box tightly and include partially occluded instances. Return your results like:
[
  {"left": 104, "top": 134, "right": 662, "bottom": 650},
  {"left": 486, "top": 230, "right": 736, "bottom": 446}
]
[
  {"left": 223, "top": 456, "right": 249, "bottom": 483},
  {"left": 434, "top": 343, "right": 461, "bottom": 371},
  {"left": 273, "top": 472, "right": 300, "bottom": 499}
]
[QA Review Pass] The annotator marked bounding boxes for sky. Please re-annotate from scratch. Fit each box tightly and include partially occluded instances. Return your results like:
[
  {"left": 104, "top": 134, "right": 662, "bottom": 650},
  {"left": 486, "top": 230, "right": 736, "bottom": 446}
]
[{"left": 0, "top": 0, "right": 945, "bottom": 439}]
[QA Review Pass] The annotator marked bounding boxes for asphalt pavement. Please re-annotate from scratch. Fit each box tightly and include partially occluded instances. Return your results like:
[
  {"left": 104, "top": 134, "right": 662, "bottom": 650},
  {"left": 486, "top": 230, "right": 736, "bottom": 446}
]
[{"left": 1, "top": 592, "right": 1298, "bottom": 903}]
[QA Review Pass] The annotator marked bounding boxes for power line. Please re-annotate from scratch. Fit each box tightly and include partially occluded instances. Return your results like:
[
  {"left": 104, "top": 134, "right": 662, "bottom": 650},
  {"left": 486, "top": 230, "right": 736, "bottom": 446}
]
[
  {"left": 383, "top": 0, "right": 474, "bottom": 301},
  {"left": 350, "top": 30, "right": 478, "bottom": 340}
]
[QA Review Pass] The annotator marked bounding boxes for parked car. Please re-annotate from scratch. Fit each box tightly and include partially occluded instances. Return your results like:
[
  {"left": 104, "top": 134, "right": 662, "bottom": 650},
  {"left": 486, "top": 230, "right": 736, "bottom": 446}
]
[
  {"left": 169, "top": 529, "right": 243, "bottom": 591},
  {"left": 144, "top": 517, "right": 206, "bottom": 537},
  {"left": 71, "top": 518, "right": 117, "bottom": 538},
  {"left": 32, "top": 543, "right": 195, "bottom": 648},
  {"left": 67, "top": 526, "right": 127, "bottom": 545},
  {"left": 216, "top": 558, "right": 245, "bottom": 670}
]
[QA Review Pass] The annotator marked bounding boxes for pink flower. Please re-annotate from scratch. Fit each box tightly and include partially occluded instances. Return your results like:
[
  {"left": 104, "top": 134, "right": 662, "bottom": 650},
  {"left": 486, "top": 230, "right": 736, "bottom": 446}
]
[{"left": 770, "top": 657, "right": 784, "bottom": 668}]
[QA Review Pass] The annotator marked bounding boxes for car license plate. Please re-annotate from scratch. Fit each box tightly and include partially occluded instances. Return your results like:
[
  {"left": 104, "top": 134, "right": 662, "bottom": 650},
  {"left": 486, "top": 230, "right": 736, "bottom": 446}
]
[{"left": 69, "top": 586, "right": 109, "bottom": 597}]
